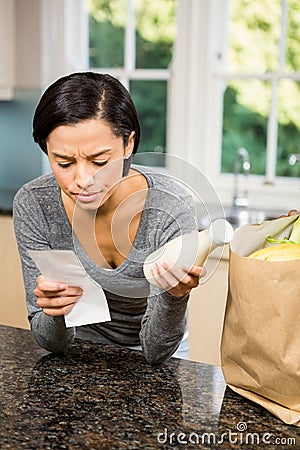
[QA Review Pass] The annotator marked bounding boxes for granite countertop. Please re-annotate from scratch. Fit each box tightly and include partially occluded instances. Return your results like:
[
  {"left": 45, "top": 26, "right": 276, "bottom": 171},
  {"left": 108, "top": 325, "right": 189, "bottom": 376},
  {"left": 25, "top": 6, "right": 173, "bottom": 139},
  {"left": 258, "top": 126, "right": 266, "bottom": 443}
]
[{"left": 0, "top": 326, "right": 298, "bottom": 449}]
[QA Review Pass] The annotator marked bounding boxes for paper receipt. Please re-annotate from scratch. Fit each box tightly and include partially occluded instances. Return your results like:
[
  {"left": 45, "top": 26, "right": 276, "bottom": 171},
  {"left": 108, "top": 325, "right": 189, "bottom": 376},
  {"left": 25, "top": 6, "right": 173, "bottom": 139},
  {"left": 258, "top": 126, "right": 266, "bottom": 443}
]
[{"left": 28, "top": 249, "right": 111, "bottom": 328}]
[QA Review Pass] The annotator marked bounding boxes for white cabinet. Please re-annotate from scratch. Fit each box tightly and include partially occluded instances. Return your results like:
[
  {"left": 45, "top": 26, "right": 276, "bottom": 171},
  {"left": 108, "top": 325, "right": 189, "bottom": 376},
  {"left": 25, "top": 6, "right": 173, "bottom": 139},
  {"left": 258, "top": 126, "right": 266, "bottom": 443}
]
[{"left": 0, "top": 0, "right": 15, "bottom": 99}]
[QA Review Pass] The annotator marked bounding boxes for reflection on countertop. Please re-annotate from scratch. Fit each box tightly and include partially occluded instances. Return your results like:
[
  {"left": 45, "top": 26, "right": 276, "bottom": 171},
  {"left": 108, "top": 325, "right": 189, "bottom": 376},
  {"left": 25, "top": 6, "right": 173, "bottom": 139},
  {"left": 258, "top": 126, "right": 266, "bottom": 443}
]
[{"left": 0, "top": 325, "right": 298, "bottom": 449}]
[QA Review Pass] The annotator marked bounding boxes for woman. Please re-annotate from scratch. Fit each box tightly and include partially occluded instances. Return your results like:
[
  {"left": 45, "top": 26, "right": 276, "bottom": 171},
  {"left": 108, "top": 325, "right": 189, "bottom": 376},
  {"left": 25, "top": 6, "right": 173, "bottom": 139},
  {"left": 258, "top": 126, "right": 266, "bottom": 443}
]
[{"left": 13, "top": 72, "right": 204, "bottom": 364}]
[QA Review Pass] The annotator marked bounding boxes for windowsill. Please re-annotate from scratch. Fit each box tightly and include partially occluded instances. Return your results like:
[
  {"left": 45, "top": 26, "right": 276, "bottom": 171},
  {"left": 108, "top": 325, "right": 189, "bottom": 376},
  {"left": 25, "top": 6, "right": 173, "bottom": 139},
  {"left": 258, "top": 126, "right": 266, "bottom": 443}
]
[
  {"left": 217, "top": 176, "right": 299, "bottom": 212},
  {"left": 134, "top": 164, "right": 299, "bottom": 225}
]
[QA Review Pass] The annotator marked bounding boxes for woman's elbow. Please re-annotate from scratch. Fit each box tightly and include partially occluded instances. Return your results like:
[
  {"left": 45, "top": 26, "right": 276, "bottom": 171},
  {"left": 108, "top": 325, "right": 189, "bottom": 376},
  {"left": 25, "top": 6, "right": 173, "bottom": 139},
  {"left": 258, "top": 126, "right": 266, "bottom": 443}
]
[{"left": 32, "top": 332, "right": 71, "bottom": 354}]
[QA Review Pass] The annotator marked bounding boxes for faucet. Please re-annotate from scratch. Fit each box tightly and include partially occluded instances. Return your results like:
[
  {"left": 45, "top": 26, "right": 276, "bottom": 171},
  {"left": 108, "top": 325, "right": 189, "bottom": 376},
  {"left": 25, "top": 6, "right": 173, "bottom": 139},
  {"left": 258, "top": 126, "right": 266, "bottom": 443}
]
[
  {"left": 288, "top": 153, "right": 300, "bottom": 167},
  {"left": 232, "top": 147, "right": 251, "bottom": 210}
]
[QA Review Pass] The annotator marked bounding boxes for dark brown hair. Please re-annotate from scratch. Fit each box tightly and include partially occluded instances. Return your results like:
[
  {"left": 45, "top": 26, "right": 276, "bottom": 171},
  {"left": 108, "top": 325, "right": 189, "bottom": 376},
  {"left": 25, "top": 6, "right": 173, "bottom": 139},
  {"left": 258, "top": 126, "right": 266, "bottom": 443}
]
[{"left": 33, "top": 72, "right": 140, "bottom": 155}]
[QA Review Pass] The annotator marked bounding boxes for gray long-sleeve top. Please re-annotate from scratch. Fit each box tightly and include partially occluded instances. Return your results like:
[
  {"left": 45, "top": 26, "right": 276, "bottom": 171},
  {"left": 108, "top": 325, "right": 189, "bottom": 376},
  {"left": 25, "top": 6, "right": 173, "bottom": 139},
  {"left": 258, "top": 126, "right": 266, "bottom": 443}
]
[{"left": 13, "top": 166, "right": 198, "bottom": 364}]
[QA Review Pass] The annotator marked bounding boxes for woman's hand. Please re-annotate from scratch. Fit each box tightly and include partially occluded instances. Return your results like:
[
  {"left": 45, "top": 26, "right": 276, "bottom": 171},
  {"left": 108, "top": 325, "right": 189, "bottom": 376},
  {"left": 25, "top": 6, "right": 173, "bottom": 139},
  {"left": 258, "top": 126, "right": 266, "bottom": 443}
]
[
  {"left": 151, "top": 262, "right": 206, "bottom": 298},
  {"left": 34, "top": 275, "right": 83, "bottom": 316},
  {"left": 279, "top": 209, "right": 299, "bottom": 217},
  {"left": 287, "top": 209, "right": 299, "bottom": 216}
]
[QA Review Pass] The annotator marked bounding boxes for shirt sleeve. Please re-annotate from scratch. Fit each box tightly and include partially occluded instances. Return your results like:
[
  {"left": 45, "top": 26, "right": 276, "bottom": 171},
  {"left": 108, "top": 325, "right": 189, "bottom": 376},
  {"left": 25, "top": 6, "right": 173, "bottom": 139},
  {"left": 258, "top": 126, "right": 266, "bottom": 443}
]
[
  {"left": 13, "top": 187, "right": 75, "bottom": 353},
  {"left": 139, "top": 185, "right": 198, "bottom": 364}
]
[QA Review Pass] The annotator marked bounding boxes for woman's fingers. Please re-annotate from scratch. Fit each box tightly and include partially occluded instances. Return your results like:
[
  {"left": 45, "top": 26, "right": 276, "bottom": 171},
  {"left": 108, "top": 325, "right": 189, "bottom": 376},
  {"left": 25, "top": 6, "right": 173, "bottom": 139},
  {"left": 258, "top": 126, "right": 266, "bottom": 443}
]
[
  {"left": 34, "top": 284, "right": 83, "bottom": 299},
  {"left": 151, "top": 263, "right": 183, "bottom": 290},
  {"left": 279, "top": 209, "right": 299, "bottom": 218},
  {"left": 35, "top": 291, "right": 82, "bottom": 316},
  {"left": 36, "top": 293, "right": 82, "bottom": 308},
  {"left": 287, "top": 209, "right": 299, "bottom": 216},
  {"left": 151, "top": 262, "right": 205, "bottom": 297},
  {"left": 35, "top": 275, "right": 82, "bottom": 297},
  {"left": 35, "top": 274, "right": 67, "bottom": 293},
  {"left": 40, "top": 303, "right": 79, "bottom": 317},
  {"left": 34, "top": 275, "right": 83, "bottom": 316},
  {"left": 187, "top": 265, "right": 207, "bottom": 278}
]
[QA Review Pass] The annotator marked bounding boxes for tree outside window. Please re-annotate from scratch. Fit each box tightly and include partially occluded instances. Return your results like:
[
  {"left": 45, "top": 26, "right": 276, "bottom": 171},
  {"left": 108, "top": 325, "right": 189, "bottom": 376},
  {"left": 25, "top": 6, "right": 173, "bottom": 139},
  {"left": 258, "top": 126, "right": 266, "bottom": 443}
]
[
  {"left": 88, "top": 0, "right": 300, "bottom": 182},
  {"left": 221, "top": 0, "right": 300, "bottom": 179},
  {"left": 88, "top": 0, "right": 176, "bottom": 165}
]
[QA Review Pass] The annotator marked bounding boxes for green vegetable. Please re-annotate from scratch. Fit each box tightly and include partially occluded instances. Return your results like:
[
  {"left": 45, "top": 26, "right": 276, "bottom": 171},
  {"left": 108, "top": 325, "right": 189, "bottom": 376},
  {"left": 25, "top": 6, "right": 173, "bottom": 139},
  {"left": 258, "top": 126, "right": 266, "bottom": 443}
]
[
  {"left": 289, "top": 215, "right": 300, "bottom": 244},
  {"left": 265, "top": 215, "right": 300, "bottom": 245},
  {"left": 265, "top": 236, "right": 291, "bottom": 244}
]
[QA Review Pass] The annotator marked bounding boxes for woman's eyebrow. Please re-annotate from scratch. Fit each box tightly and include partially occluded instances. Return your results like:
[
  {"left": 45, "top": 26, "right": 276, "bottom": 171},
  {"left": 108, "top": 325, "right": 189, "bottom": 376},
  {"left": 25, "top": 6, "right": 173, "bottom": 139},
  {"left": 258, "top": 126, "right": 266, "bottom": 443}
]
[
  {"left": 87, "top": 149, "right": 112, "bottom": 158},
  {"left": 52, "top": 152, "right": 75, "bottom": 160},
  {"left": 51, "top": 149, "right": 112, "bottom": 160}
]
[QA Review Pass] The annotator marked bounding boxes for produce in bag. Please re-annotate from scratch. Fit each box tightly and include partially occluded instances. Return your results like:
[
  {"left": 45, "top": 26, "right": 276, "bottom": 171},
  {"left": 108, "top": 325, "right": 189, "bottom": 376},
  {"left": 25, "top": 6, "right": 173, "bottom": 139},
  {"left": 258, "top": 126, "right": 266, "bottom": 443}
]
[
  {"left": 249, "top": 215, "right": 300, "bottom": 260},
  {"left": 221, "top": 213, "right": 300, "bottom": 426}
]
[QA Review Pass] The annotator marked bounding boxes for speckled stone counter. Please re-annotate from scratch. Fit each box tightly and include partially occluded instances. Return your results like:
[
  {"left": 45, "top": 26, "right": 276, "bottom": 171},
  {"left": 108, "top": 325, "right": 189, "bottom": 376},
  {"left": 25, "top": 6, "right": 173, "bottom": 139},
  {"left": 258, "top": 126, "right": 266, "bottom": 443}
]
[{"left": 0, "top": 326, "right": 298, "bottom": 449}]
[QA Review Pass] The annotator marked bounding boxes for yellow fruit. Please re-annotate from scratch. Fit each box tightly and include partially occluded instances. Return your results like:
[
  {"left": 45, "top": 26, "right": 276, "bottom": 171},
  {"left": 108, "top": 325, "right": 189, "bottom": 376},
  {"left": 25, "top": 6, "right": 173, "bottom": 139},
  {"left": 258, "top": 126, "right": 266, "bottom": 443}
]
[{"left": 249, "top": 243, "right": 300, "bottom": 261}]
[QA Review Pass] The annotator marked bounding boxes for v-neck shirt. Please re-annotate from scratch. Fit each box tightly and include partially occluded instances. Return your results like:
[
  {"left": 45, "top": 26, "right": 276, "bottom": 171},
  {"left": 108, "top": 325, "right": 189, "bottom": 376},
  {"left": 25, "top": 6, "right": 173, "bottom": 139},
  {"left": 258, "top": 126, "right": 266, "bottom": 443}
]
[{"left": 13, "top": 165, "right": 197, "bottom": 364}]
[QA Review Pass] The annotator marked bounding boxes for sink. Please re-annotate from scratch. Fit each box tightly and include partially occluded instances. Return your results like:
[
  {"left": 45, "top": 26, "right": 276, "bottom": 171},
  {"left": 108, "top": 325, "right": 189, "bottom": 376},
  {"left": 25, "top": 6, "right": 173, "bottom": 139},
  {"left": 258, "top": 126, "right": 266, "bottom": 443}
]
[{"left": 198, "top": 209, "right": 285, "bottom": 229}]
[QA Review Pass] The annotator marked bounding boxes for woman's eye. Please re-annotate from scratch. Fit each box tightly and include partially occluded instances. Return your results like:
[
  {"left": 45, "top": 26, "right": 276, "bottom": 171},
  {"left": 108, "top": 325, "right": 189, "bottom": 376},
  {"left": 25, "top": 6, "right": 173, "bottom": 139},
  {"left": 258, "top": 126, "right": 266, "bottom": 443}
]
[
  {"left": 93, "top": 160, "right": 108, "bottom": 167},
  {"left": 58, "top": 162, "right": 72, "bottom": 168},
  {"left": 57, "top": 160, "right": 108, "bottom": 168}
]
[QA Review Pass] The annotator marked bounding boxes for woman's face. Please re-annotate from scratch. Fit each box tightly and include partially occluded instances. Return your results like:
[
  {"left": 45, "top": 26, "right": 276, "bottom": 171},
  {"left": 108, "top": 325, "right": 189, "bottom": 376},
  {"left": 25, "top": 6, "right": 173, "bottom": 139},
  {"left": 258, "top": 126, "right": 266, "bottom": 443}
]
[{"left": 46, "top": 119, "right": 134, "bottom": 210}]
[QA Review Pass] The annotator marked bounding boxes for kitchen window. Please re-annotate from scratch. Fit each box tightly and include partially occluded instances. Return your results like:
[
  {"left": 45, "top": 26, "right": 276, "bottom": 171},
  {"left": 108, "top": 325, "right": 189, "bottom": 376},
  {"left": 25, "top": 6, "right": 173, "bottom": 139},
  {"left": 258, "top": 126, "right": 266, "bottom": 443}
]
[
  {"left": 42, "top": 0, "right": 300, "bottom": 209},
  {"left": 87, "top": 0, "right": 176, "bottom": 166},
  {"left": 169, "top": 0, "right": 300, "bottom": 211},
  {"left": 222, "top": 0, "right": 300, "bottom": 181},
  {"left": 220, "top": 0, "right": 300, "bottom": 210}
]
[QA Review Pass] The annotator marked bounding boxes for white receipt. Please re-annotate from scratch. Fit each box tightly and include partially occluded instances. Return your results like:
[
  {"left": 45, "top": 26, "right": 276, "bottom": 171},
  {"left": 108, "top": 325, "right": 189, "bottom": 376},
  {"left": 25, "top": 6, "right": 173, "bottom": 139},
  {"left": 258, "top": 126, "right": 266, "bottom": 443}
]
[{"left": 28, "top": 250, "right": 111, "bottom": 328}]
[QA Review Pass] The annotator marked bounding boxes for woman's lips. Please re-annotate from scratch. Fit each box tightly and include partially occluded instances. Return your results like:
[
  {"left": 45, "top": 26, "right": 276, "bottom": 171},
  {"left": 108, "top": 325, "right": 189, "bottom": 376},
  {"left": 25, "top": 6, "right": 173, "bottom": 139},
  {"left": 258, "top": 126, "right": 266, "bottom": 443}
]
[{"left": 74, "top": 192, "right": 102, "bottom": 203}]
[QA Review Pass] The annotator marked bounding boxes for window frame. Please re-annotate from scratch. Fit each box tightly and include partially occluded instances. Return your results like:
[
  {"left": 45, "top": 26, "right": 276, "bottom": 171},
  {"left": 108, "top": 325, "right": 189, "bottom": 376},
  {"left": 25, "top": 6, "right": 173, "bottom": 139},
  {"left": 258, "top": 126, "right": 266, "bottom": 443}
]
[
  {"left": 41, "top": 0, "right": 300, "bottom": 212},
  {"left": 88, "top": 0, "right": 172, "bottom": 160},
  {"left": 88, "top": 0, "right": 172, "bottom": 90},
  {"left": 168, "top": 0, "right": 300, "bottom": 212}
]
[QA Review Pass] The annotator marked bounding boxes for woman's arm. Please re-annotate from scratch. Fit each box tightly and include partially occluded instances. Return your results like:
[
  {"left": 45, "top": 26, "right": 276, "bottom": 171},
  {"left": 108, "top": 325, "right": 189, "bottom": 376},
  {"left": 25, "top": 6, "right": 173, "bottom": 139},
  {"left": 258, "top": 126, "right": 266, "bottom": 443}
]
[
  {"left": 140, "top": 287, "right": 189, "bottom": 364},
  {"left": 13, "top": 186, "right": 76, "bottom": 353},
  {"left": 139, "top": 185, "right": 202, "bottom": 364}
]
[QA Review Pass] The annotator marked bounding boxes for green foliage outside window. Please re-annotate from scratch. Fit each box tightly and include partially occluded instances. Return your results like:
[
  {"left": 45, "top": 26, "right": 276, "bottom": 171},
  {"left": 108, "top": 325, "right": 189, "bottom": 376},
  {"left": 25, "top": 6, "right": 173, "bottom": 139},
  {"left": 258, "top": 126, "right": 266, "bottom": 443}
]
[
  {"left": 222, "top": 0, "right": 300, "bottom": 177},
  {"left": 88, "top": 0, "right": 300, "bottom": 176},
  {"left": 88, "top": 0, "right": 174, "bottom": 161},
  {"left": 222, "top": 86, "right": 267, "bottom": 176}
]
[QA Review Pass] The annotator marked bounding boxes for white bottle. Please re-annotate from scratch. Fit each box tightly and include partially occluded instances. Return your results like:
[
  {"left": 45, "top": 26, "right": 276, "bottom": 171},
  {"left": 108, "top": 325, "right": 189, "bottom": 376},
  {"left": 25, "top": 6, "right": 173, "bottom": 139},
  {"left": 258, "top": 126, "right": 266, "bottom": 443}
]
[{"left": 143, "top": 219, "right": 234, "bottom": 287}]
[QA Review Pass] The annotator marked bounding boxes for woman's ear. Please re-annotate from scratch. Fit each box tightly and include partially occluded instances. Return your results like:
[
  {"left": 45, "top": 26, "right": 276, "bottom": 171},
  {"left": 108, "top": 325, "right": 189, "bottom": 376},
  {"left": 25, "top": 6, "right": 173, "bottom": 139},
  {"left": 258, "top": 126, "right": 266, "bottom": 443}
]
[{"left": 124, "top": 131, "right": 135, "bottom": 158}]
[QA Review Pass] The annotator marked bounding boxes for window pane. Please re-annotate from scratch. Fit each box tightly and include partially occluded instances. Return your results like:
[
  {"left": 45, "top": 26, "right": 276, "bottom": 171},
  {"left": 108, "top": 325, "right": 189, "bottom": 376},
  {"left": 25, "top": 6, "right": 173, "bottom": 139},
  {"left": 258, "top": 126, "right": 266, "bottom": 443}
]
[
  {"left": 88, "top": 0, "right": 125, "bottom": 68},
  {"left": 286, "top": 0, "right": 300, "bottom": 72},
  {"left": 228, "top": 0, "right": 281, "bottom": 73},
  {"left": 221, "top": 81, "right": 269, "bottom": 175},
  {"left": 277, "top": 79, "right": 300, "bottom": 177},
  {"left": 135, "top": 0, "right": 176, "bottom": 69},
  {"left": 130, "top": 80, "right": 167, "bottom": 166}
]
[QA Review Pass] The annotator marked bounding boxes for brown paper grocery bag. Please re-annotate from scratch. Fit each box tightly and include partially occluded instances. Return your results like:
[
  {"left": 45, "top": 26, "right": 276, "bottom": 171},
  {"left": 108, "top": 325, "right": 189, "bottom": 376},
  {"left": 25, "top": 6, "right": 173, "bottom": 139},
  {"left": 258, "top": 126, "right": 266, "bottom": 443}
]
[{"left": 221, "top": 214, "right": 300, "bottom": 426}]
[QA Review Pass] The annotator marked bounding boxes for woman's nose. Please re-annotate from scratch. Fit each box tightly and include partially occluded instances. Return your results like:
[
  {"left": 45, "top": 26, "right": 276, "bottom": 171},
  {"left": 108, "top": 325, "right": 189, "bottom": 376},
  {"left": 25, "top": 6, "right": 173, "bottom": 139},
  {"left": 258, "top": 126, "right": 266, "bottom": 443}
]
[{"left": 75, "top": 166, "right": 95, "bottom": 190}]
